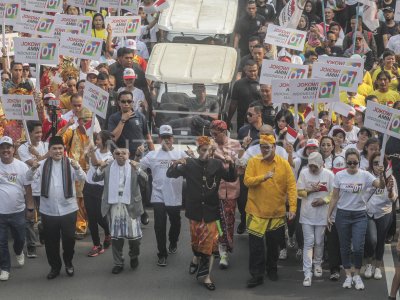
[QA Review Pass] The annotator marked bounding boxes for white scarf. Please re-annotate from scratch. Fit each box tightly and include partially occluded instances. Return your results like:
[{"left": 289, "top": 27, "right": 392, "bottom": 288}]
[{"left": 108, "top": 160, "right": 131, "bottom": 204}]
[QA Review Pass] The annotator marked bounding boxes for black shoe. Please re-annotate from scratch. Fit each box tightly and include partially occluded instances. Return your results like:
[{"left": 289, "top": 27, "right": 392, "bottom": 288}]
[
  {"left": 65, "top": 265, "right": 74, "bottom": 277},
  {"left": 27, "top": 247, "right": 37, "bottom": 258},
  {"left": 203, "top": 282, "right": 216, "bottom": 291},
  {"left": 267, "top": 271, "right": 278, "bottom": 281},
  {"left": 189, "top": 262, "right": 199, "bottom": 274},
  {"left": 237, "top": 222, "right": 245, "bottom": 234},
  {"left": 141, "top": 212, "right": 149, "bottom": 225},
  {"left": 112, "top": 266, "right": 124, "bottom": 274},
  {"left": 168, "top": 243, "right": 177, "bottom": 254},
  {"left": 157, "top": 257, "right": 167, "bottom": 267},
  {"left": 385, "top": 235, "right": 394, "bottom": 244},
  {"left": 47, "top": 269, "right": 60, "bottom": 280},
  {"left": 247, "top": 276, "right": 264, "bottom": 288},
  {"left": 130, "top": 257, "right": 139, "bottom": 270}
]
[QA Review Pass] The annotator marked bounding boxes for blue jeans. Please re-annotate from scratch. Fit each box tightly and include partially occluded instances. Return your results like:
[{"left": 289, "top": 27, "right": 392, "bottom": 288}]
[
  {"left": 365, "top": 213, "right": 393, "bottom": 261},
  {"left": 335, "top": 209, "right": 368, "bottom": 270},
  {"left": 0, "top": 211, "right": 26, "bottom": 272}
]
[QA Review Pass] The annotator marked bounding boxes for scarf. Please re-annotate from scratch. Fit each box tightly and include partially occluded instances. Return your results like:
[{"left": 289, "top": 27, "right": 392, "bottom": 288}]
[
  {"left": 344, "top": 33, "right": 371, "bottom": 57},
  {"left": 41, "top": 157, "right": 73, "bottom": 199},
  {"left": 108, "top": 160, "right": 131, "bottom": 204}
]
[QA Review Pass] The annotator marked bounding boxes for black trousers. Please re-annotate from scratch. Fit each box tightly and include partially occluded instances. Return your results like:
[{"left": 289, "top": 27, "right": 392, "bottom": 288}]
[
  {"left": 153, "top": 203, "right": 181, "bottom": 258},
  {"left": 326, "top": 223, "right": 341, "bottom": 273},
  {"left": 83, "top": 183, "right": 110, "bottom": 246},
  {"left": 249, "top": 226, "right": 285, "bottom": 277},
  {"left": 41, "top": 212, "right": 77, "bottom": 271},
  {"left": 237, "top": 175, "right": 248, "bottom": 225},
  {"left": 287, "top": 198, "right": 304, "bottom": 249}
]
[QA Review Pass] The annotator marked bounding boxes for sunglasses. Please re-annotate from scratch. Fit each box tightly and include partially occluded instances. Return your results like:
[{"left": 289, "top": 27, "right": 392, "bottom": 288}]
[
  {"left": 346, "top": 161, "right": 359, "bottom": 166},
  {"left": 120, "top": 100, "right": 133, "bottom": 104},
  {"left": 372, "top": 161, "right": 380, "bottom": 166}
]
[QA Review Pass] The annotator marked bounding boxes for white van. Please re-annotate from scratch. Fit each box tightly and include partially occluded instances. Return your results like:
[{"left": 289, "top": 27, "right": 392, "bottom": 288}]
[{"left": 158, "top": 0, "right": 238, "bottom": 45}]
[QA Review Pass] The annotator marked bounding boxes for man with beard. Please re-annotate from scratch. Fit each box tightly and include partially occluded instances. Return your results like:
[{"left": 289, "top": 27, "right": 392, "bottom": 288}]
[
  {"left": 382, "top": 7, "right": 399, "bottom": 49},
  {"left": 166, "top": 136, "right": 236, "bottom": 291}
]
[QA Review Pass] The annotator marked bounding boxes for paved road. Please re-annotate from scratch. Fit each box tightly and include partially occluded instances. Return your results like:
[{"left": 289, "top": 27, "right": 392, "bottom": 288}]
[{"left": 1, "top": 210, "right": 395, "bottom": 300}]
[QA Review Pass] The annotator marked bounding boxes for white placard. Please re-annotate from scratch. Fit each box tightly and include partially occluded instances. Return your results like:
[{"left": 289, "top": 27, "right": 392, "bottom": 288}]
[
  {"left": 264, "top": 24, "right": 307, "bottom": 51},
  {"left": 0, "top": 1, "right": 21, "bottom": 26},
  {"left": 14, "top": 37, "right": 59, "bottom": 65},
  {"left": 66, "top": 0, "right": 100, "bottom": 11},
  {"left": 260, "top": 60, "right": 308, "bottom": 85},
  {"left": 312, "top": 62, "right": 363, "bottom": 92},
  {"left": 271, "top": 79, "right": 291, "bottom": 103},
  {"left": 364, "top": 101, "right": 400, "bottom": 139},
  {"left": 105, "top": 16, "right": 141, "bottom": 37},
  {"left": 396, "top": 0, "right": 400, "bottom": 21},
  {"left": 0, "top": 33, "right": 18, "bottom": 56},
  {"left": 100, "top": 0, "right": 139, "bottom": 13},
  {"left": 53, "top": 25, "right": 80, "bottom": 39},
  {"left": 83, "top": 81, "right": 109, "bottom": 119},
  {"left": 26, "top": 0, "right": 63, "bottom": 13},
  {"left": 1, "top": 95, "right": 39, "bottom": 121},
  {"left": 289, "top": 78, "right": 340, "bottom": 103},
  {"left": 317, "top": 55, "right": 365, "bottom": 71},
  {"left": 14, "top": 10, "right": 56, "bottom": 37},
  {"left": 59, "top": 33, "right": 103, "bottom": 60},
  {"left": 55, "top": 14, "right": 92, "bottom": 36}
]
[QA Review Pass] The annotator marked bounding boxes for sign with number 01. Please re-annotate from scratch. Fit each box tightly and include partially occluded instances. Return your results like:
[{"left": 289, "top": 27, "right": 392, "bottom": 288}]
[
  {"left": 59, "top": 33, "right": 103, "bottom": 60},
  {"left": 1, "top": 95, "right": 39, "bottom": 121},
  {"left": 0, "top": 1, "right": 21, "bottom": 26},
  {"left": 260, "top": 59, "right": 308, "bottom": 85},
  {"left": 13, "top": 37, "right": 59, "bottom": 65},
  {"left": 66, "top": 0, "right": 100, "bottom": 11},
  {"left": 26, "top": 0, "right": 63, "bottom": 13},
  {"left": 14, "top": 11, "right": 56, "bottom": 37},
  {"left": 264, "top": 24, "right": 307, "bottom": 51},
  {"left": 289, "top": 78, "right": 340, "bottom": 103},
  {"left": 82, "top": 81, "right": 109, "bottom": 119},
  {"left": 105, "top": 16, "right": 141, "bottom": 37},
  {"left": 55, "top": 14, "right": 92, "bottom": 36}
]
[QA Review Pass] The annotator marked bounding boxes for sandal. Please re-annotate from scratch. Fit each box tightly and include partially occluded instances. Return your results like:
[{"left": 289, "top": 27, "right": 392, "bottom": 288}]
[
  {"left": 203, "top": 282, "right": 216, "bottom": 291},
  {"left": 189, "top": 262, "right": 198, "bottom": 275}
]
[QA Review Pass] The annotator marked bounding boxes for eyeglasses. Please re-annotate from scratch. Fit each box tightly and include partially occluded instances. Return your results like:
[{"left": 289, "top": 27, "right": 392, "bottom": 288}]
[
  {"left": 346, "top": 161, "right": 359, "bottom": 166},
  {"left": 372, "top": 161, "right": 380, "bottom": 166},
  {"left": 120, "top": 100, "right": 133, "bottom": 104}
]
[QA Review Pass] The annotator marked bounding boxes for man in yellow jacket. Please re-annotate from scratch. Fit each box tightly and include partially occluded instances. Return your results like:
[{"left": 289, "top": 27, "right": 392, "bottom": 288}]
[{"left": 244, "top": 134, "right": 297, "bottom": 288}]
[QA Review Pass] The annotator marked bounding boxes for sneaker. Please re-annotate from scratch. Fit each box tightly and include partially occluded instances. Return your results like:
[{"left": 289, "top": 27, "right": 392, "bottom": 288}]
[
  {"left": 374, "top": 267, "right": 382, "bottom": 280},
  {"left": 237, "top": 222, "right": 245, "bottom": 234},
  {"left": 103, "top": 235, "right": 111, "bottom": 249},
  {"left": 16, "top": 253, "right": 24, "bottom": 266},
  {"left": 279, "top": 248, "right": 287, "bottom": 260},
  {"left": 157, "top": 257, "right": 167, "bottom": 267},
  {"left": 314, "top": 266, "right": 323, "bottom": 278},
  {"left": 353, "top": 275, "right": 365, "bottom": 290},
  {"left": 295, "top": 249, "right": 303, "bottom": 261},
  {"left": 27, "top": 247, "right": 37, "bottom": 258},
  {"left": 288, "top": 236, "right": 296, "bottom": 248},
  {"left": 87, "top": 245, "right": 104, "bottom": 257},
  {"left": 219, "top": 255, "right": 229, "bottom": 269},
  {"left": 303, "top": 275, "right": 312, "bottom": 287},
  {"left": 330, "top": 271, "right": 340, "bottom": 281},
  {"left": 342, "top": 275, "right": 353, "bottom": 289},
  {"left": 364, "top": 264, "right": 373, "bottom": 279},
  {"left": 0, "top": 270, "right": 10, "bottom": 281},
  {"left": 168, "top": 243, "right": 177, "bottom": 254}
]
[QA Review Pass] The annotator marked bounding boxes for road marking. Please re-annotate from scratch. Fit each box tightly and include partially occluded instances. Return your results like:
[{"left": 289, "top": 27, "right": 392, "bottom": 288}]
[{"left": 384, "top": 243, "right": 399, "bottom": 298}]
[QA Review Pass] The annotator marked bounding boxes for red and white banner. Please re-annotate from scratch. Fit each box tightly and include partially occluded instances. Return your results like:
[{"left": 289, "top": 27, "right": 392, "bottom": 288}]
[
  {"left": 363, "top": 2, "right": 379, "bottom": 31},
  {"left": 279, "top": 0, "right": 306, "bottom": 29}
]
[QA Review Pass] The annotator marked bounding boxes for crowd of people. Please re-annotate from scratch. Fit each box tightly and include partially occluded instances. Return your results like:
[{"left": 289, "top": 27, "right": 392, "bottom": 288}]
[{"left": 1, "top": 0, "right": 400, "bottom": 298}]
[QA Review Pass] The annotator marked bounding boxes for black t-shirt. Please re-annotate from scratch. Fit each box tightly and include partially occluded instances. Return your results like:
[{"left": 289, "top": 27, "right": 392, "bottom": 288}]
[
  {"left": 237, "top": 124, "right": 260, "bottom": 144},
  {"left": 109, "top": 62, "right": 147, "bottom": 91},
  {"left": 235, "top": 14, "right": 266, "bottom": 56},
  {"left": 107, "top": 110, "right": 149, "bottom": 155},
  {"left": 256, "top": 4, "right": 276, "bottom": 22},
  {"left": 238, "top": 53, "right": 252, "bottom": 73},
  {"left": 261, "top": 104, "right": 276, "bottom": 127},
  {"left": 382, "top": 22, "right": 399, "bottom": 39},
  {"left": 315, "top": 45, "right": 344, "bottom": 57},
  {"left": 374, "top": 21, "right": 386, "bottom": 58},
  {"left": 231, "top": 77, "right": 261, "bottom": 130}
]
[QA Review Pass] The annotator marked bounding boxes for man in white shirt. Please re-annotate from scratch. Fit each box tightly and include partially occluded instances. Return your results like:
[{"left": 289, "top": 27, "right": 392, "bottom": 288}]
[
  {"left": 28, "top": 136, "right": 86, "bottom": 280},
  {"left": 140, "top": 125, "right": 187, "bottom": 267},
  {"left": 0, "top": 136, "right": 34, "bottom": 281},
  {"left": 17, "top": 121, "right": 49, "bottom": 258}
]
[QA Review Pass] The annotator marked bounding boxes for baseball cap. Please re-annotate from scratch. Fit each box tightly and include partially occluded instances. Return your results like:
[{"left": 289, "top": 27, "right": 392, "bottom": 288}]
[
  {"left": 383, "top": 6, "right": 394, "bottom": 12},
  {"left": 332, "top": 127, "right": 346, "bottom": 137},
  {"left": 354, "top": 105, "right": 366, "bottom": 113},
  {"left": 124, "top": 39, "right": 137, "bottom": 50},
  {"left": 159, "top": 125, "right": 173, "bottom": 137},
  {"left": 22, "top": 63, "right": 30, "bottom": 67},
  {"left": 123, "top": 68, "right": 136, "bottom": 79},
  {"left": 305, "top": 139, "right": 319, "bottom": 149},
  {"left": 0, "top": 136, "right": 14, "bottom": 146},
  {"left": 308, "top": 152, "right": 324, "bottom": 168},
  {"left": 44, "top": 93, "right": 56, "bottom": 99},
  {"left": 87, "top": 68, "right": 99, "bottom": 76}
]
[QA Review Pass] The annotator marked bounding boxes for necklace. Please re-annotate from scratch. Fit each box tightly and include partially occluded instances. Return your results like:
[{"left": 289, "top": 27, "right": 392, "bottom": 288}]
[{"left": 203, "top": 166, "right": 216, "bottom": 190}]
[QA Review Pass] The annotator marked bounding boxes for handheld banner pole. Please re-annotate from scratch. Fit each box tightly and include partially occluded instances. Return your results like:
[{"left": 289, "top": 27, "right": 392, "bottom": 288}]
[
  {"left": 314, "top": 101, "right": 320, "bottom": 129},
  {"left": 294, "top": 104, "right": 299, "bottom": 131},
  {"left": 22, "top": 120, "right": 32, "bottom": 145},
  {"left": 380, "top": 133, "right": 388, "bottom": 166}
]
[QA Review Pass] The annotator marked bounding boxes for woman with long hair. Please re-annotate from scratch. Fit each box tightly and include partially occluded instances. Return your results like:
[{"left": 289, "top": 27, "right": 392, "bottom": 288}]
[
  {"left": 360, "top": 138, "right": 380, "bottom": 170},
  {"left": 274, "top": 109, "right": 295, "bottom": 147},
  {"left": 92, "top": 13, "right": 107, "bottom": 40},
  {"left": 344, "top": 127, "right": 372, "bottom": 153},
  {"left": 331, "top": 128, "right": 347, "bottom": 174}
]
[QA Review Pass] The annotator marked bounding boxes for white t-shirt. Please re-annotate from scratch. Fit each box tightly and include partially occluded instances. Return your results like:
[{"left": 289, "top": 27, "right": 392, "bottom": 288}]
[
  {"left": 333, "top": 169, "right": 376, "bottom": 211},
  {"left": 329, "top": 125, "right": 360, "bottom": 147},
  {"left": 387, "top": 35, "right": 400, "bottom": 55},
  {"left": 140, "top": 148, "right": 186, "bottom": 206},
  {"left": 366, "top": 174, "right": 397, "bottom": 219},
  {"left": 344, "top": 143, "right": 362, "bottom": 153},
  {"left": 332, "top": 150, "right": 346, "bottom": 174},
  {"left": 86, "top": 149, "right": 113, "bottom": 186},
  {"left": 116, "top": 87, "right": 146, "bottom": 112},
  {"left": 0, "top": 159, "right": 31, "bottom": 214},
  {"left": 359, "top": 154, "right": 369, "bottom": 170},
  {"left": 297, "top": 168, "right": 334, "bottom": 226},
  {"left": 17, "top": 141, "right": 48, "bottom": 196}
]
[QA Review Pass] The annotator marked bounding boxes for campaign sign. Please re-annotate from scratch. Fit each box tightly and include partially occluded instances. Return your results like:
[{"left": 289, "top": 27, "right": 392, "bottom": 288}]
[
  {"left": 317, "top": 55, "right": 365, "bottom": 71},
  {"left": 264, "top": 24, "right": 306, "bottom": 51},
  {"left": 0, "top": 1, "right": 21, "bottom": 26},
  {"left": 83, "top": 81, "right": 109, "bottom": 119},
  {"left": 59, "top": 33, "right": 103, "bottom": 60},
  {"left": 395, "top": 0, "right": 400, "bottom": 21},
  {"left": 312, "top": 62, "right": 363, "bottom": 92},
  {"left": 0, "top": 33, "right": 18, "bottom": 56},
  {"left": 14, "top": 37, "right": 59, "bottom": 65},
  {"left": 102, "top": 0, "right": 139, "bottom": 13},
  {"left": 260, "top": 59, "right": 308, "bottom": 85},
  {"left": 66, "top": 0, "right": 100, "bottom": 11},
  {"left": 365, "top": 101, "right": 400, "bottom": 139},
  {"left": 271, "top": 79, "right": 291, "bottom": 103},
  {"left": 105, "top": 16, "right": 141, "bottom": 37},
  {"left": 53, "top": 25, "right": 80, "bottom": 39},
  {"left": 14, "top": 11, "right": 56, "bottom": 37},
  {"left": 55, "top": 14, "right": 92, "bottom": 36},
  {"left": 289, "top": 78, "right": 340, "bottom": 103},
  {"left": 26, "top": 0, "right": 63, "bottom": 13},
  {"left": 1, "top": 95, "right": 39, "bottom": 121}
]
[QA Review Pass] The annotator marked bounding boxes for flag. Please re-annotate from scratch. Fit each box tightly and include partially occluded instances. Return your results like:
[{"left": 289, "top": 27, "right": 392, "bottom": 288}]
[
  {"left": 303, "top": 105, "right": 314, "bottom": 124},
  {"left": 363, "top": 2, "right": 379, "bottom": 31},
  {"left": 386, "top": 160, "right": 393, "bottom": 178},
  {"left": 278, "top": 0, "right": 306, "bottom": 29},
  {"left": 285, "top": 125, "right": 298, "bottom": 144},
  {"left": 153, "top": 0, "right": 170, "bottom": 12}
]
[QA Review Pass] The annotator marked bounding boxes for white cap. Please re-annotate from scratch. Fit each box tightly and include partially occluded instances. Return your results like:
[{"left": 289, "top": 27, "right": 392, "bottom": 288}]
[
  {"left": 0, "top": 136, "right": 14, "bottom": 146},
  {"left": 159, "top": 125, "right": 173, "bottom": 137},
  {"left": 44, "top": 93, "right": 56, "bottom": 99},
  {"left": 118, "top": 39, "right": 137, "bottom": 50},
  {"left": 87, "top": 68, "right": 99, "bottom": 76},
  {"left": 123, "top": 68, "right": 136, "bottom": 79}
]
